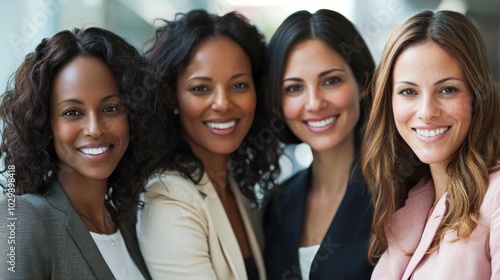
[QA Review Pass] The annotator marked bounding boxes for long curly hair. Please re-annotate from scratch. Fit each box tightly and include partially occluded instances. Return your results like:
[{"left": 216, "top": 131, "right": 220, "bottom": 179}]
[
  {"left": 263, "top": 9, "right": 375, "bottom": 153},
  {"left": 362, "top": 10, "right": 500, "bottom": 262},
  {"left": 144, "top": 9, "right": 280, "bottom": 203},
  {"left": 0, "top": 27, "right": 174, "bottom": 224}
]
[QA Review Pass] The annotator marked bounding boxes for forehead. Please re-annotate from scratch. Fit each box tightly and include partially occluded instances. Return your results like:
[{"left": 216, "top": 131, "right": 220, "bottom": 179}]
[
  {"left": 283, "top": 39, "right": 351, "bottom": 75},
  {"left": 192, "top": 37, "right": 249, "bottom": 65},
  {"left": 52, "top": 56, "right": 119, "bottom": 101},
  {"left": 393, "top": 42, "right": 465, "bottom": 81}
]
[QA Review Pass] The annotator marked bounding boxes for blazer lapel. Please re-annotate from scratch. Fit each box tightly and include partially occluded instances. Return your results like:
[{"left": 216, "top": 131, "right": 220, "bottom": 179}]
[
  {"left": 386, "top": 177, "right": 434, "bottom": 278},
  {"left": 401, "top": 192, "right": 447, "bottom": 279},
  {"left": 197, "top": 173, "right": 246, "bottom": 279},
  {"left": 119, "top": 220, "right": 152, "bottom": 280},
  {"left": 281, "top": 168, "right": 310, "bottom": 270},
  {"left": 44, "top": 181, "right": 115, "bottom": 280},
  {"left": 230, "top": 176, "right": 266, "bottom": 280}
]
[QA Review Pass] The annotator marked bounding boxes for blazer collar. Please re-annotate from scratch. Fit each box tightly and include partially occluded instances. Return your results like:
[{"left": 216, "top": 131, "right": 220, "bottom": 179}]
[
  {"left": 196, "top": 172, "right": 247, "bottom": 279},
  {"left": 387, "top": 176, "right": 447, "bottom": 279},
  {"left": 44, "top": 180, "right": 115, "bottom": 280},
  {"left": 401, "top": 186, "right": 447, "bottom": 279},
  {"left": 229, "top": 176, "right": 266, "bottom": 280},
  {"left": 281, "top": 168, "right": 310, "bottom": 253}
]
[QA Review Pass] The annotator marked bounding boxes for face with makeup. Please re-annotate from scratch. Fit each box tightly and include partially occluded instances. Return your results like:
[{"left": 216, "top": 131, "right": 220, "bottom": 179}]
[
  {"left": 176, "top": 36, "right": 256, "bottom": 160},
  {"left": 50, "top": 56, "right": 130, "bottom": 182},
  {"left": 281, "top": 39, "right": 361, "bottom": 152},
  {"left": 392, "top": 42, "right": 473, "bottom": 168}
]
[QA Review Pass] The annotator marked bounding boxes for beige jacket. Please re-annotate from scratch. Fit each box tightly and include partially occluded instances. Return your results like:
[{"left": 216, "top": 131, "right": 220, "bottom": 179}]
[{"left": 137, "top": 171, "right": 266, "bottom": 280}]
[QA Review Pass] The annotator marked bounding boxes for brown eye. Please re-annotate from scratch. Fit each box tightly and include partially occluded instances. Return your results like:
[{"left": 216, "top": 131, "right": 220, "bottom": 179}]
[{"left": 62, "top": 109, "right": 81, "bottom": 117}]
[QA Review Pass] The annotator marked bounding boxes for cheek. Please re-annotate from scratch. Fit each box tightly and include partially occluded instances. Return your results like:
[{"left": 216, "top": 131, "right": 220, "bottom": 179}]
[
  {"left": 241, "top": 92, "right": 257, "bottom": 115},
  {"left": 281, "top": 96, "right": 301, "bottom": 120},
  {"left": 392, "top": 96, "right": 409, "bottom": 125},
  {"left": 113, "top": 117, "right": 130, "bottom": 145},
  {"left": 335, "top": 87, "right": 359, "bottom": 108},
  {"left": 51, "top": 120, "right": 75, "bottom": 147},
  {"left": 177, "top": 96, "right": 201, "bottom": 122}
]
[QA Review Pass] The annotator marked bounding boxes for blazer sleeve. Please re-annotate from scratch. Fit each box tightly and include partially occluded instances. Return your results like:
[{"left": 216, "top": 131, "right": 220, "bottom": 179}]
[
  {"left": 490, "top": 175, "right": 500, "bottom": 279},
  {"left": 137, "top": 176, "right": 217, "bottom": 280},
  {"left": 0, "top": 194, "right": 52, "bottom": 279}
]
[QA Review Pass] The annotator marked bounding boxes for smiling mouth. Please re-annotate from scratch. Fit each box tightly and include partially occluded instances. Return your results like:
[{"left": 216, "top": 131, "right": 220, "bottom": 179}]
[
  {"left": 205, "top": 120, "right": 237, "bottom": 130},
  {"left": 415, "top": 127, "right": 449, "bottom": 138},
  {"left": 78, "top": 146, "right": 111, "bottom": 155},
  {"left": 306, "top": 116, "right": 337, "bottom": 128}
]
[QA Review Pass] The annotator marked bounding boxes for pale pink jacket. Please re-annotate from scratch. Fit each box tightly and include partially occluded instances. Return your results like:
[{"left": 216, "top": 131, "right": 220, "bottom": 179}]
[{"left": 372, "top": 171, "right": 500, "bottom": 280}]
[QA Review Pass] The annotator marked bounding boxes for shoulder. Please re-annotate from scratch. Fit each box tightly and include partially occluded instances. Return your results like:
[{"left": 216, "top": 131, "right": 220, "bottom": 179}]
[
  {"left": 144, "top": 171, "right": 207, "bottom": 210},
  {"left": 278, "top": 168, "right": 310, "bottom": 196},
  {"left": 1, "top": 192, "right": 52, "bottom": 220},
  {"left": 264, "top": 168, "right": 309, "bottom": 216},
  {"left": 481, "top": 170, "right": 500, "bottom": 210}
]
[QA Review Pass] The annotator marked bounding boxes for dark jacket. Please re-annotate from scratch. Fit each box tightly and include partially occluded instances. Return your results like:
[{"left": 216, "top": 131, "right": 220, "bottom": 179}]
[
  {"left": 264, "top": 163, "right": 373, "bottom": 280},
  {"left": 0, "top": 180, "right": 151, "bottom": 280}
]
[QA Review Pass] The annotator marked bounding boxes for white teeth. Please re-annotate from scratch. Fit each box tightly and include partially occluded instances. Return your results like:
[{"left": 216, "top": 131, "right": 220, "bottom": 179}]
[
  {"left": 307, "top": 116, "right": 337, "bottom": 128},
  {"left": 79, "top": 146, "right": 110, "bottom": 155},
  {"left": 206, "top": 120, "right": 237, "bottom": 130},
  {"left": 416, "top": 127, "right": 449, "bottom": 138}
]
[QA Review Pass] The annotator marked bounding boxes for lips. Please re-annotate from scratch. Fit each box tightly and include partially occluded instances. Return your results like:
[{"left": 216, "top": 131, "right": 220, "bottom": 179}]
[
  {"left": 305, "top": 115, "right": 337, "bottom": 128},
  {"left": 415, "top": 127, "right": 449, "bottom": 138}
]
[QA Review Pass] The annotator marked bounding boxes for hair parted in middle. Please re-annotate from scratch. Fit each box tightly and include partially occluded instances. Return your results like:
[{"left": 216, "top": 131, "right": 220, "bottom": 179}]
[
  {"left": 263, "top": 9, "right": 375, "bottom": 150},
  {"left": 362, "top": 10, "right": 500, "bottom": 262},
  {"left": 144, "top": 9, "right": 280, "bottom": 203}
]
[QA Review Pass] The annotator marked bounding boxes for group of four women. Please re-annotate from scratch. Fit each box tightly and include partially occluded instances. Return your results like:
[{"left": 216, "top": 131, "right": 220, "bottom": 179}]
[{"left": 0, "top": 6, "right": 498, "bottom": 280}]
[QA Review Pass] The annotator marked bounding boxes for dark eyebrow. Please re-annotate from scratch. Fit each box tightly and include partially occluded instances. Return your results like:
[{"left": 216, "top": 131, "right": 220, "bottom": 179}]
[
  {"left": 282, "top": 68, "right": 346, "bottom": 84},
  {"left": 188, "top": 76, "right": 212, "bottom": 82},
  {"left": 394, "top": 81, "right": 418, "bottom": 86},
  {"left": 58, "top": 94, "right": 121, "bottom": 106},
  {"left": 230, "top": 73, "right": 251, "bottom": 80},
  {"left": 434, "top": 77, "right": 464, "bottom": 85},
  {"left": 395, "top": 77, "right": 465, "bottom": 87},
  {"left": 318, "top": 68, "right": 346, "bottom": 78}
]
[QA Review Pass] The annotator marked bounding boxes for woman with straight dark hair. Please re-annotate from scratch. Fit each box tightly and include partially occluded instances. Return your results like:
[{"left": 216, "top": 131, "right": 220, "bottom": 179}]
[
  {"left": 137, "top": 9, "right": 280, "bottom": 279},
  {"left": 263, "top": 9, "right": 375, "bottom": 279},
  {"left": 363, "top": 10, "right": 500, "bottom": 279},
  {"left": 0, "top": 27, "right": 170, "bottom": 279}
]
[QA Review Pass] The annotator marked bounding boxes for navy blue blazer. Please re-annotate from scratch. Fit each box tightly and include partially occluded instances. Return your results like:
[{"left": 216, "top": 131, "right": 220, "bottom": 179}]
[{"left": 264, "top": 163, "right": 373, "bottom": 279}]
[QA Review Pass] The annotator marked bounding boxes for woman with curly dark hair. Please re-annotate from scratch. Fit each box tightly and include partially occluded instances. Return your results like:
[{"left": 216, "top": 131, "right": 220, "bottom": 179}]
[
  {"left": 0, "top": 27, "right": 172, "bottom": 279},
  {"left": 137, "top": 9, "right": 280, "bottom": 280}
]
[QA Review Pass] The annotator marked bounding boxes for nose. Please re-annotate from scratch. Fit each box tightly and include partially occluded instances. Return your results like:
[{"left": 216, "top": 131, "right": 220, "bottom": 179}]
[
  {"left": 84, "top": 112, "right": 105, "bottom": 138},
  {"left": 416, "top": 92, "right": 440, "bottom": 121},
  {"left": 212, "top": 88, "right": 234, "bottom": 112},
  {"left": 304, "top": 88, "right": 327, "bottom": 112}
]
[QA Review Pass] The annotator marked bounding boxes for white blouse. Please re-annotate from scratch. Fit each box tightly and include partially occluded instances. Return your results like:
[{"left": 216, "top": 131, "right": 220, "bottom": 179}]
[
  {"left": 90, "top": 229, "right": 144, "bottom": 280},
  {"left": 298, "top": 244, "right": 321, "bottom": 280}
]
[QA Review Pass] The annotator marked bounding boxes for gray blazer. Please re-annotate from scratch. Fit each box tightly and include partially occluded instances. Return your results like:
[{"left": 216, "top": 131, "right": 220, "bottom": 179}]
[{"left": 0, "top": 180, "right": 151, "bottom": 280}]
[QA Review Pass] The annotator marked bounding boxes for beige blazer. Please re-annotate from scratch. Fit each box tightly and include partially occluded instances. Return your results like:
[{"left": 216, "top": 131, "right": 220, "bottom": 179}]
[{"left": 137, "top": 171, "right": 266, "bottom": 280}]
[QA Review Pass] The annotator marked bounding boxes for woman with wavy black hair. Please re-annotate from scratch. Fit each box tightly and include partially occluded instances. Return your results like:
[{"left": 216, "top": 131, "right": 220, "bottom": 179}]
[
  {"left": 137, "top": 9, "right": 280, "bottom": 280},
  {"left": 0, "top": 27, "right": 171, "bottom": 279},
  {"left": 263, "top": 9, "right": 375, "bottom": 280}
]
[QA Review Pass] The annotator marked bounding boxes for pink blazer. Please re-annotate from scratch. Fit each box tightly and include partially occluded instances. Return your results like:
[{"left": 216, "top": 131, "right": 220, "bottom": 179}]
[{"left": 372, "top": 171, "right": 500, "bottom": 280}]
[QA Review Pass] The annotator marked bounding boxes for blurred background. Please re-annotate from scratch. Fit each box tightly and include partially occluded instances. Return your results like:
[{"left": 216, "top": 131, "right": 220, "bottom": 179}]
[{"left": 1, "top": 0, "right": 499, "bottom": 180}]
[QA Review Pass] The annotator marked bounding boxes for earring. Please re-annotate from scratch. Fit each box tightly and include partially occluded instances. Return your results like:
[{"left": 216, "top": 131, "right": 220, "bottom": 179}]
[{"left": 173, "top": 109, "right": 179, "bottom": 115}]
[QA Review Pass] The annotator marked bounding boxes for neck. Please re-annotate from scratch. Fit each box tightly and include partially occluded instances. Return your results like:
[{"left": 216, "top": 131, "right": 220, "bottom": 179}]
[
  {"left": 429, "top": 163, "right": 449, "bottom": 202},
  {"left": 57, "top": 165, "right": 113, "bottom": 233},
  {"left": 192, "top": 148, "right": 230, "bottom": 193},
  {"left": 310, "top": 136, "right": 355, "bottom": 195}
]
